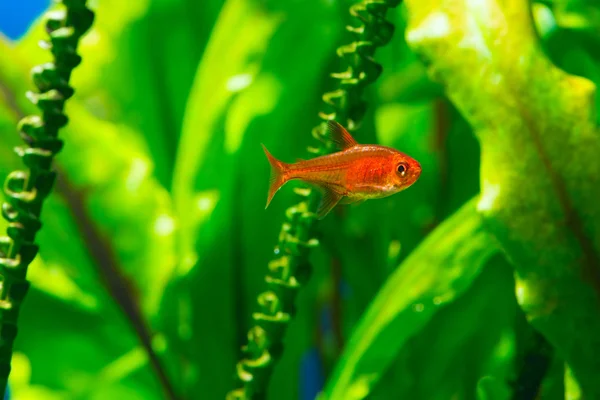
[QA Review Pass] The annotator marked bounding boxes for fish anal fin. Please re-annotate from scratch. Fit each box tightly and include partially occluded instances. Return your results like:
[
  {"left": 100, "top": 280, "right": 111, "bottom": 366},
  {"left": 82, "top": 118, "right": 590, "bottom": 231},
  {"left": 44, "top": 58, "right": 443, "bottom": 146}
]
[
  {"left": 316, "top": 187, "right": 343, "bottom": 220},
  {"left": 325, "top": 120, "right": 358, "bottom": 150}
]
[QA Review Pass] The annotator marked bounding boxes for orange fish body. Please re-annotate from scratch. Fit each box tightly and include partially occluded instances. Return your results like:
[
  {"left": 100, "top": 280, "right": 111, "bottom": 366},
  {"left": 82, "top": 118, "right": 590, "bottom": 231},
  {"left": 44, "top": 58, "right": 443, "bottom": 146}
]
[{"left": 262, "top": 121, "right": 421, "bottom": 219}]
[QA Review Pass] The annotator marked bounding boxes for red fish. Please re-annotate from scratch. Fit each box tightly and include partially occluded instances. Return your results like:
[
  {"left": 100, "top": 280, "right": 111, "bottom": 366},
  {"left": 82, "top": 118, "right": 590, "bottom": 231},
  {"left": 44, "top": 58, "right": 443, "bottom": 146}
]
[{"left": 262, "top": 120, "right": 421, "bottom": 219}]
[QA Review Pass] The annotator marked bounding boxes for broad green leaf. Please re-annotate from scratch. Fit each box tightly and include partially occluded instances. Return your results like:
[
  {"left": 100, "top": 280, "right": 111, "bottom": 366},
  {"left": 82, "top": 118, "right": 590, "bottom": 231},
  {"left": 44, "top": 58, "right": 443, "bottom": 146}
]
[
  {"left": 14, "top": 0, "right": 218, "bottom": 186},
  {"left": 368, "top": 256, "right": 517, "bottom": 400},
  {"left": 538, "top": 354, "right": 567, "bottom": 400},
  {"left": 0, "top": 34, "right": 177, "bottom": 322},
  {"left": 1, "top": 13, "right": 178, "bottom": 398},
  {"left": 376, "top": 7, "right": 444, "bottom": 104},
  {"left": 59, "top": 101, "right": 178, "bottom": 319},
  {"left": 72, "top": 0, "right": 223, "bottom": 186},
  {"left": 477, "top": 376, "right": 511, "bottom": 400},
  {"left": 1, "top": 38, "right": 119, "bottom": 314},
  {"left": 565, "top": 364, "right": 583, "bottom": 400},
  {"left": 15, "top": 1, "right": 150, "bottom": 83},
  {"left": 11, "top": 289, "right": 161, "bottom": 400},
  {"left": 0, "top": 37, "right": 105, "bottom": 311},
  {"left": 171, "top": 0, "right": 282, "bottom": 274},
  {"left": 8, "top": 352, "right": 65, "bottom": 400},
  {"left": 405, "top": 0, "right": 600, "bottom": 396},
  {"left": 321, "top": 196, "right": 499, "bottom": 400},
  {"left": 319, "top": 101, "right": 443, "bottom": 342},
  {"left": 533, "top": 3, "right": 600, "bottom": 121},
  {"left": 157, "top": 0, "right": 283, "bottom": 397},
  {"left": 1, "top": 28, "right": 177, "bottom": 318},
  {"left": 231, "top": 1, "right": 343, "bottom": 396}
]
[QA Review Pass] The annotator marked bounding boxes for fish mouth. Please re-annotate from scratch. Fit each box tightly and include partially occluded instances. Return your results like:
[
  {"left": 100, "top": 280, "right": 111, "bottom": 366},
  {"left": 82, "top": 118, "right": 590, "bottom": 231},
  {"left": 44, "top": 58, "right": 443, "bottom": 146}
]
[
  {"left": 404, "top": 162, "right": 421, "bottom": 187},
  {"left": 412, "top": 161, "right": 422, "bottom": 179}
]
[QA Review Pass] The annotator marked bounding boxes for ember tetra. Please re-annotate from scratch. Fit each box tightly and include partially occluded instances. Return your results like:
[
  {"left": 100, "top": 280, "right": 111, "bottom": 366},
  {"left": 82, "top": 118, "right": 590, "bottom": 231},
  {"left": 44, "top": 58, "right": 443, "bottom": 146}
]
[{"left": 262, "top": 120, "right": 421, "bottom": 219}]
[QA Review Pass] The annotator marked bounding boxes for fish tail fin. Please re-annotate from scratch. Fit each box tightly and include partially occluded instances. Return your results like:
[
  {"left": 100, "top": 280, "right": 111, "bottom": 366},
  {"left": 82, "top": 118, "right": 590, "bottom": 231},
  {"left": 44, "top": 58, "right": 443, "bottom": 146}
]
[{"left": 262, "top": 144, "right": 289, "bottom": 209}]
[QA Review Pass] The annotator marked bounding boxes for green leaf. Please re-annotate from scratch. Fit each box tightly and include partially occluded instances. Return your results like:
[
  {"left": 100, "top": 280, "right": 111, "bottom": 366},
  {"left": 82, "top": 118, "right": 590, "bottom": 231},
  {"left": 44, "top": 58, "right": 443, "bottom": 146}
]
[
  {"left": 477, "top": 376, "right": 511, "bottom": 400},
  {"left": 368, "top": 256, "right": 517, "bottom": 400},
  {"left": 321, "top": 196, "right": 499, "bottom": 400},
  {"left": 405, "top": 0, "right": 600, "bottom": 396},
  {"left": 156, "top": 0, "right": 285, "bottom": 397},
  {"left": 319, "top": 102, "right": 443, "bottom": 340},
  {"left": 11, "top": 289, "right": 162, "bottom": 400},
  {"left": 222, "top": 1, "right": 344, "bottom": 397},
  {"left": 1, "top": 33, "right": 177, "bottom": 321},
  {"left": 565, "top": 364, "right": 583, "bottom": 400},
  {"left": 171, "top": 0, "right": 283, "bottom": 274},
  {"left": 0, "top": 36, "right": 106, "bottom": 311},
  {"left": 376, "top": 7, "right": 444, "bottom": 104},
  {"left": 15, "top": 0, "right": 222, "bottom": 187},
  {"left": 1, "top": 15, "right": 178, "bottom": 397},
  {"left": 60, "top": 102, "right": 178, "bottom": 318}
]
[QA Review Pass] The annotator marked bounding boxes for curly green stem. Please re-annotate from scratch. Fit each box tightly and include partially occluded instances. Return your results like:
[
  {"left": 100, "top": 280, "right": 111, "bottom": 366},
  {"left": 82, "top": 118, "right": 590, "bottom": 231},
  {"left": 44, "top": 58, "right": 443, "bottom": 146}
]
[
  {"left": 0, "top": 0, "right": 93, "bottom": 395},
  {"left": 226, "top": 1, "right": 402, "bottom": 399}
]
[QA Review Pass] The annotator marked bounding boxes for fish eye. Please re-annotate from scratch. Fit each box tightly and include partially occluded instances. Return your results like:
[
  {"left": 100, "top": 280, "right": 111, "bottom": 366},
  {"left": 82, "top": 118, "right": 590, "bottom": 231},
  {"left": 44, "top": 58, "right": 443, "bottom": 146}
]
[{"left": 397, "top": 162, "right": 408, "bottom": 177}]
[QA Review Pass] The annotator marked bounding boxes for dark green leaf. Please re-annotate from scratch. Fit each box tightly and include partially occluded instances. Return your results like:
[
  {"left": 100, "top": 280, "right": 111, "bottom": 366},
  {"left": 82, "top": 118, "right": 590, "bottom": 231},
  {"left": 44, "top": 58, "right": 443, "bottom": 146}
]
[{"left": 321, "top": 197, "right": 499, "bottom": 399}]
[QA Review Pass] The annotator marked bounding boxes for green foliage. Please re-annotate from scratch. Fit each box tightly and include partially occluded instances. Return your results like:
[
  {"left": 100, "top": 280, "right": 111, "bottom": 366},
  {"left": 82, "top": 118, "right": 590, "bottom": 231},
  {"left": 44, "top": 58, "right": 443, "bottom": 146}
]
[
  {"left": 0, "top": 0, "right": 599, "bottom": 399},
  {"left": 0, "top": 0, "right": 95, "bottom": 397},
  {"left": 321, "top": 197, "right": 500, "bottom": 399},
  {"left": 404, "top": 0, "right": 600, "bottom": 397},
  {"left": 225, "top": 0, "right": 421, "bottom": 398}
]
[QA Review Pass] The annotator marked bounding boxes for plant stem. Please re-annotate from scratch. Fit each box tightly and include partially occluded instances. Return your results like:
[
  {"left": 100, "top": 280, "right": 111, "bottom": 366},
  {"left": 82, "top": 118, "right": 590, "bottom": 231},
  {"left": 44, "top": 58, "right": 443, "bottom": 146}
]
[
  {"left": 226, "top": 1, "right": 402, "bottom": 398},
  {"left": 0, "top": 0, "right": 94, "bottom": 395}
]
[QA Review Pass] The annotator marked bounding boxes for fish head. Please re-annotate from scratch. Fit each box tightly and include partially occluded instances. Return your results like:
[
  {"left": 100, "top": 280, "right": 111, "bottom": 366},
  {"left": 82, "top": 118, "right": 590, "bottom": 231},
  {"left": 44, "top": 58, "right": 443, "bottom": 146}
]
[{"left": 389, "top": 152, "right": 421, "bottom": 192}]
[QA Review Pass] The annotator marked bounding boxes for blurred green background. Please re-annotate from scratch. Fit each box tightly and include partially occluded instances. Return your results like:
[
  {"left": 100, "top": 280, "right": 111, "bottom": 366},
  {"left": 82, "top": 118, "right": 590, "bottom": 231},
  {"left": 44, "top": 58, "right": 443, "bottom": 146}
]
[{"left": 1, "top": 0, "right": 600, "bottom": 399}]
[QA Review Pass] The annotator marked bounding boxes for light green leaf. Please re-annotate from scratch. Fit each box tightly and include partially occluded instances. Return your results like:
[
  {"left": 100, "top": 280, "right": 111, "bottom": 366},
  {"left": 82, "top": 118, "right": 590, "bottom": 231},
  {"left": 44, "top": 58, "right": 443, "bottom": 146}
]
[
  {"left": 15, "top": 0, "right": 225, "bottom": 186},
  {"left": 0, "top": 34, "right": 177, "bottom": 321},
  {"left": 156, "top": 1, "right": 284, "bottom": 397},
  {"left": 565, "top": 364, "right": 583, "bottom": 400},
  {"left": 12, "top": 289, "right": 161, "bottom": 400},
  {"left": 59, "top": 101, "right": 177, "bottom": 318},
  {"left": 231, "top": 2, "right": 344, "bottom": 396},
  {"left": 405, "top": 0, "right": 600, "bottom": 396},
  {"left": 171, "top": 0, "right": 283, "bottom": 273},
  {"left": 0, "top": 36, "right": 105, "bottom": 312},
  {"left": 0, "top": 15, "right": 178, "bottom": 397}
]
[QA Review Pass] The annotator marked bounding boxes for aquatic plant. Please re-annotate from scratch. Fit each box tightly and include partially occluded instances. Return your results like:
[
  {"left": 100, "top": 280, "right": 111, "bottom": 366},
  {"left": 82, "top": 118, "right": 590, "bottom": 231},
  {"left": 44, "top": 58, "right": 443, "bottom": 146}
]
[
  {"left": 227, "top": 1, "right": 402, "bottom": 398},
  {"left": 0, "top": 0, "right": 94, "bottom": 396},
  {"left": 0, "top": 0, "right": 598, "bottom": 399}
]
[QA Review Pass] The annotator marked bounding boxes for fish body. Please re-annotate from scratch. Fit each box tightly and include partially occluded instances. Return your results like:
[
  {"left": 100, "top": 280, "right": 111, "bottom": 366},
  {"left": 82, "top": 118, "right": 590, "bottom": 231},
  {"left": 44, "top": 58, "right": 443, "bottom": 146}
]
[{"left": 262, "top": 121, "right": 421, "bottom": 219}]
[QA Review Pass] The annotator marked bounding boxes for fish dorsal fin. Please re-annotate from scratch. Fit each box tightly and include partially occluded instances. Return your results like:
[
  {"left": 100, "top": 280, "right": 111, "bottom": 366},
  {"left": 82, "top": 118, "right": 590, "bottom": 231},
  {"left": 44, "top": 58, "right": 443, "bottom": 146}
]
[
  {"left": 316, "top": 187, "right": 343, "bottom": 220},
  {"left": 326, "top": 120, "right": 358, "bottom": 150}
]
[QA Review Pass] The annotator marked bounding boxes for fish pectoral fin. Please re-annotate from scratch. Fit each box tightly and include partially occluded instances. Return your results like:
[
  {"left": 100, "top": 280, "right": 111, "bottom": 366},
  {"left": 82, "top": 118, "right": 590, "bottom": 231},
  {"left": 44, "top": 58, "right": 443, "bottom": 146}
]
[
  {"left": 316, "top": 188, "right": 343, "bottom": 220},
  {"left": 325, "top": 120, "right": 358, "bottom": 150}
]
